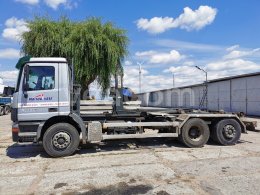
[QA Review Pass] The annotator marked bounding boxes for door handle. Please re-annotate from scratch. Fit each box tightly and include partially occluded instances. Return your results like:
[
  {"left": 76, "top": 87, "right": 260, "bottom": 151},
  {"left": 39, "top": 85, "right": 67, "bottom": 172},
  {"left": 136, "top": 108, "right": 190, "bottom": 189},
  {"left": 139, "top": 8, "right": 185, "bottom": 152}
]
[{"left": 48, "top": 108, "right": 58, "bottom": 112}]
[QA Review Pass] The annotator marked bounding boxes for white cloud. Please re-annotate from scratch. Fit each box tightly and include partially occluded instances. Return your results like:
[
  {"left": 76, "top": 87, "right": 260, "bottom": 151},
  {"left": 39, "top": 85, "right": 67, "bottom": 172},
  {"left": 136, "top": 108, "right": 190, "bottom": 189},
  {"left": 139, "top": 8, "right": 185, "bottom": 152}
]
[
  {"left": 205, "top": 59, "right": 260, "bottom": 81},
  {"left": 150, "top": 50, "right": 183, "bottom": 64},
  {"left": 173, "top": 6, "right": 217, "bottom": 31},
  {"left": 0, "top": 48, "right": 20, "bottom": 59},
  {"left": 136, "top": 50, "right": 184, "bottom": 64},
  {"left": 15, "top": 0, "right": 77, "bottom": 9},
  {"left": 154, "top": 39, "right": 223, "bottom": 52},
  {"left": 183, "top": 61, "right": 195, "bottom": 66},
  {"left": 226, "top": 44, "right": 239, "bottom": 52},
  {"left": 161, "top": 57, "right": 260, "bottom": 90},
  {"left": 136, "top": 17, "right": 175, "bottom": 34},
  {"left": 206, "top": 47, "right": 260, "bottom": 79},
  {"left": 124, "top": 57, "right": 260, "bottom": 92},
  {"left": 123, "top": 66, "right": 172, "bottom": 92},
  {"left": 44, "top": 0, "right": 66, "bottom": 9},
  {"left": 2, "top": 17, "right": 29, "bottom": 42},
  {"left": 0, "top": 70, "right": 18, "bottom": 83},
  {"left": 206, "top": 59, "right": 260, "bottom": 72},
  {"left": 163, "top": 65, "right": 205, "bottom": 86},
  {"left": 224, "top": 47, "right": 260, "bottom": 59},
  {"left": 164, "top": 65, "right": 193, "bottom": 74},
  {"left": 136, "top": 6, "right": 217, "bottom": 34},
  {"left": 125, "top": 67, "right": 148, "bottom": 76},
  {"left": 124, "top": 64, "right": 204, "bottom": 92},
  {"left": 44, "top": 0, "right": 72, "bottom": 9},
  {"left": 15, "top": 0, "right": 39, "bottom": 5},
  {"left": 133, "top": 42, "right": 260, "bottom": 91},
  {"left": 136, "top": 50, "right": 157, "bottom": 57},
  {"left": 124, "top": 60, "right": 133, "bottom": 66}
]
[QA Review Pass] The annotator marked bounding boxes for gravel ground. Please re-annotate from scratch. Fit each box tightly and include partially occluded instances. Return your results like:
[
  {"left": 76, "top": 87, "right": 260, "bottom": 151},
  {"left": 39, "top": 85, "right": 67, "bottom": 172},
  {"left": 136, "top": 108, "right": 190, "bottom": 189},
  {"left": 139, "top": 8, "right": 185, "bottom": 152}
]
[{"left": 0, "top": 114, "right": 260, "bottom": 195}]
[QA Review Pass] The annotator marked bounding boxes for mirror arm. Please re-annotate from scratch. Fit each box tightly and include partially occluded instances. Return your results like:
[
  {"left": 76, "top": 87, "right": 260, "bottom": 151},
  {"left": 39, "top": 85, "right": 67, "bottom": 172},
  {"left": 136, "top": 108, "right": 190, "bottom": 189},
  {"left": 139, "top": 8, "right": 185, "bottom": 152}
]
[{"left": 23, "top": 65, "right": 29, "bottom": 98}]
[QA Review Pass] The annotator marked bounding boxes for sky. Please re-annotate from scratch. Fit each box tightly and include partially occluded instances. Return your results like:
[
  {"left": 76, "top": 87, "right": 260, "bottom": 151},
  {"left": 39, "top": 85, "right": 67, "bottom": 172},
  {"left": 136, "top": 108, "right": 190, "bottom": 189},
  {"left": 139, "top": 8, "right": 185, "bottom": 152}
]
[{"left": 0, "top": 0, "right": 260, "bottom": 94}]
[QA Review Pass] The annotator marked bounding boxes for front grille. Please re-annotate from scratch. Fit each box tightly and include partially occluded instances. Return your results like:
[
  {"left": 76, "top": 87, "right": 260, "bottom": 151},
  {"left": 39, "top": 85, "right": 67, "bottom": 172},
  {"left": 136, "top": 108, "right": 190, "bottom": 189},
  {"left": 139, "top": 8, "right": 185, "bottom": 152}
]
[
  {"left": 19, "top": 136, "right": 36, "bottom": 142},
  {"left": 19, "top": 125, "right": 39, "bottom": 132}
]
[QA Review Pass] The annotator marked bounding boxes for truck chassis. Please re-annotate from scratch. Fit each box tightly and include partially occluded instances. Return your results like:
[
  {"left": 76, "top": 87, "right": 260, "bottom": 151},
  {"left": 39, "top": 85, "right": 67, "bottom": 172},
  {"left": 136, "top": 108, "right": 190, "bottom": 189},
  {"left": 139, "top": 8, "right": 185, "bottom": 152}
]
[{"left": 13, "top": 105, "right": 247, "bottom": 157}]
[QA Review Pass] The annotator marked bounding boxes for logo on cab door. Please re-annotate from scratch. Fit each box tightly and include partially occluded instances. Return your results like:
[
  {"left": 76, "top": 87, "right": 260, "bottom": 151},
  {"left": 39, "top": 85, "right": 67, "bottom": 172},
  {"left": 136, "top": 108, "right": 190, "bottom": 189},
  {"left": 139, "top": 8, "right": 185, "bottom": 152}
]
[{"left": 29, "top": 93, "right": 53, "bottom": 101}]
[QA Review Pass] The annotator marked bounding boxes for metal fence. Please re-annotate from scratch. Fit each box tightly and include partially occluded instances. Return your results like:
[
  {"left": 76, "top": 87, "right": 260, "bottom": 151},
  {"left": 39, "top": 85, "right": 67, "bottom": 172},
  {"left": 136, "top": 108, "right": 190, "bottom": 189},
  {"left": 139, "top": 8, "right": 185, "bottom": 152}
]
[{"left": 137, "top": 72, "right": 260, "bottom": 116}]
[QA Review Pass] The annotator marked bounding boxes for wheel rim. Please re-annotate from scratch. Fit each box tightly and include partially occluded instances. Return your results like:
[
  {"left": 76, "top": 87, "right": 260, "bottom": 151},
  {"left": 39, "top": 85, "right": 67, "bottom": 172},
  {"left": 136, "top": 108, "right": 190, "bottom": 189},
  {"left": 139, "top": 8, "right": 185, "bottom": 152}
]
[
  {"left": 52, "top": 132, "right": 71, "bottom": 150},
  {"left": 222, "top": 124, "right": 236, "bottom": 140},
  {"left": 188, "top": 126, "right": 202, "bottom": 141}
]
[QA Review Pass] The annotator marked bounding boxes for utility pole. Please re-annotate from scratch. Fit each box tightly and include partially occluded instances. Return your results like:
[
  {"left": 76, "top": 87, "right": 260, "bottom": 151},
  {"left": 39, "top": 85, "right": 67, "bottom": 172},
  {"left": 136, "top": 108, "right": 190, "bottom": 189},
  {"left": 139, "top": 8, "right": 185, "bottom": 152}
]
[
  {"left": 137, "top": 62, "right": 143, "bottom": 93},
  {"left": 172, "top": 73, "right": 175, "bottom": 88},
  {"left": 139, "top": 64, "right": 142, "bottom": 93},
  {"left": 195, "top": 66, "right": 208, "bottom": 111}
]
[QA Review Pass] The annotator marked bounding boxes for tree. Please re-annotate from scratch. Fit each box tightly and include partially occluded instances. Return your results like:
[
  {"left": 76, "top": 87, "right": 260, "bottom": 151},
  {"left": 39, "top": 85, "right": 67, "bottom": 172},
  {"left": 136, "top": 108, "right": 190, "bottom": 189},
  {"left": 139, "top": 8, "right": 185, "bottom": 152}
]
[{"left": 21, "top": 17, "right": 128, "bottom": 98}]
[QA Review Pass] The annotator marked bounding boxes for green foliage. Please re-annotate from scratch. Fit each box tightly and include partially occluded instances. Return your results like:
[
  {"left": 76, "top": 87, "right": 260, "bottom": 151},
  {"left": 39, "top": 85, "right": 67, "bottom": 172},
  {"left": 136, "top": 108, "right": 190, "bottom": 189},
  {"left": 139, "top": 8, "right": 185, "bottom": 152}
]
[{"left": 21, "top": 16, "right": 128, "bottom": 94}]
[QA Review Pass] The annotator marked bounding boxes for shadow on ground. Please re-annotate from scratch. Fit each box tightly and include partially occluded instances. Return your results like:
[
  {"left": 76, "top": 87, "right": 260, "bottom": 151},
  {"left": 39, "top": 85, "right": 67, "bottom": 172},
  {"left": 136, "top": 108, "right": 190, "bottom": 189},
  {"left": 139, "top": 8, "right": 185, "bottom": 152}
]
[
  {"left": 68, "top": 182, "right": 154, "bottom": 195},
  {"left": 6, "top": 137, "right": 234, "bottom": 159},
  {"left": 6, "top": 138, "right": 188, "bottom": 159},
  {"left": 78, "top": 137, "right": 187, "bottom": 154},
  {"left": 6, "top": 143, "right": 48, "bottom": 159}
]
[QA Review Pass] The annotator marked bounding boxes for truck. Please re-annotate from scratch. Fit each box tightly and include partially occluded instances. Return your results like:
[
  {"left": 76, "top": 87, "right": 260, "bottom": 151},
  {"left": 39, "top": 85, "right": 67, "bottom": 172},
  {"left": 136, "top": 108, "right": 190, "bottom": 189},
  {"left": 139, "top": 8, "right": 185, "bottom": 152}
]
[
  {"left": 0, "top": 96, "right": 11, "bottom": 116},
  {"left": 11, "top": 57, "right": 247, "bottom": 157},
  {"left": 0, "top": 77, "right": 14, "bottom": 116}
]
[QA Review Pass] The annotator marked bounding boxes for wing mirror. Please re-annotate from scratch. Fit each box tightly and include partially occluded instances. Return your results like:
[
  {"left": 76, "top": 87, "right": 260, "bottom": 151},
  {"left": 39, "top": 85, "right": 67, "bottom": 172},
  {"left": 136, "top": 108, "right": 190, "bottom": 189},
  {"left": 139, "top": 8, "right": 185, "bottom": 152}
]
[{"left": 22, "top": 65, "right": 29, "bottom": 98}]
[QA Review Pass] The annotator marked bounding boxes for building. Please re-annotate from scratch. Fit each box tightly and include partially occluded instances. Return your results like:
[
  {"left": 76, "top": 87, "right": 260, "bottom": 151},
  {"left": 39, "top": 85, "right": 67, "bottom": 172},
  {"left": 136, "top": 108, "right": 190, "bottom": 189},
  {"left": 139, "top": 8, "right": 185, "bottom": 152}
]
[{"left": 137, "top": 72, "right": 260, "bottom": 116}]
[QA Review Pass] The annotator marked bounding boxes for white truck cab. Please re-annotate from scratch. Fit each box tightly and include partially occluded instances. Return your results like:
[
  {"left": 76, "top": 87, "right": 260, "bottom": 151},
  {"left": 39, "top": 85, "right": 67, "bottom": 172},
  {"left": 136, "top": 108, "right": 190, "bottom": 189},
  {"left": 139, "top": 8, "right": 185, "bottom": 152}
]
[{"left": 12, "top": 57, "right": 86, "bottom": 156}]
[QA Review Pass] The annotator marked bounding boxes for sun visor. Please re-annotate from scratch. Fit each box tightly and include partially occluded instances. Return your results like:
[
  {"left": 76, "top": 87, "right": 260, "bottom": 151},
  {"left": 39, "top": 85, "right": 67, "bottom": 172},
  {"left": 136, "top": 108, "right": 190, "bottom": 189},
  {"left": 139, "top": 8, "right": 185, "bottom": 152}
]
[{"left": 15, "top": 56, "right": 31, "bottom": 70}]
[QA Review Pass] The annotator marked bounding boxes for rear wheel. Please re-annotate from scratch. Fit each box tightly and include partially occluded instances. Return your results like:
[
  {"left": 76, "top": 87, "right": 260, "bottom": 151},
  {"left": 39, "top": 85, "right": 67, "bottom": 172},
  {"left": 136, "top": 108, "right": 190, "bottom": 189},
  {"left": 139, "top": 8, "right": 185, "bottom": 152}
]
[
  {"left": 180, "top": 118, "right": 210, "bottom": 148},
  {"left": 43, "top": 123, "right": 80, "bottom": 157},
  {"left": 213, "top": 119, "right": 241, "bottom": 145},
  {"left": 0, "top": 107, "right": 4, "bottom": 116}
]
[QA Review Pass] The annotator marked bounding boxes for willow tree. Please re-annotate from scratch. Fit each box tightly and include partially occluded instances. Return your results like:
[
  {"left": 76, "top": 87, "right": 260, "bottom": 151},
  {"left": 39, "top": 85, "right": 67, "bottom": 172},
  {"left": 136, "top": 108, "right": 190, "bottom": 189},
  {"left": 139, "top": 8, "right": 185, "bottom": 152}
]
[{"left": 21, "top": 17, "right": 128, "bottom": 98}]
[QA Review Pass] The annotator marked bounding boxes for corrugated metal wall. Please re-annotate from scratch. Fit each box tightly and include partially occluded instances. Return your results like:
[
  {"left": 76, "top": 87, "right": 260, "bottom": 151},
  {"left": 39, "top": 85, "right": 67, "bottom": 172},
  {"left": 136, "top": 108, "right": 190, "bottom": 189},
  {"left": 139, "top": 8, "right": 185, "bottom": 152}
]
[{"left": 137, "top": 74, "right": 260, "bottom": 116}]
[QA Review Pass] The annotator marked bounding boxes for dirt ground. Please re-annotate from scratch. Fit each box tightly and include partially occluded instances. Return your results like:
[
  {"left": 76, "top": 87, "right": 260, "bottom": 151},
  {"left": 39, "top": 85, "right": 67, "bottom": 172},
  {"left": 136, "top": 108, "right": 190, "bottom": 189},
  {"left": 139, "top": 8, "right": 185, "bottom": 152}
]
[{"left": 0, "top": 114, "right": 260, "bottom": 195}]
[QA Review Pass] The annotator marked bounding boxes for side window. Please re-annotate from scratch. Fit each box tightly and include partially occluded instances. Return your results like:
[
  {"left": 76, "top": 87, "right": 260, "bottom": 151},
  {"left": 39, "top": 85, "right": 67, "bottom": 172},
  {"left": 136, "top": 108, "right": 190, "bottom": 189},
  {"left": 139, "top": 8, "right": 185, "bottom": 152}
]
[{"left": 27, "top": 66, "right": 55, "bottom": 91}]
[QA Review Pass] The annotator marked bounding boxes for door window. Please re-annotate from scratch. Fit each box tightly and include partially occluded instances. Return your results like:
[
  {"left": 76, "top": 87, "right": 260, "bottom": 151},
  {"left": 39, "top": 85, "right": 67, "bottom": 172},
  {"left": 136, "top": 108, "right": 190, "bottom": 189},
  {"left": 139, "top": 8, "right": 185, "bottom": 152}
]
[{"left": 27, "top": 66, "right": 55, "bottom": 91}]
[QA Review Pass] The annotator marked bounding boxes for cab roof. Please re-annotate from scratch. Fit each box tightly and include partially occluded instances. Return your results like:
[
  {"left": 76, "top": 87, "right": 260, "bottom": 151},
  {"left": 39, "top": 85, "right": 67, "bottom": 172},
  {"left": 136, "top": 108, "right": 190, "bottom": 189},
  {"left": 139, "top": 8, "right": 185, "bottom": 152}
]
[
  {"left": 29, "top": 57, "right": 67, "bottom": 62},
  {"left": 16, "top": 56, "right": 67, "bottom": 69}
]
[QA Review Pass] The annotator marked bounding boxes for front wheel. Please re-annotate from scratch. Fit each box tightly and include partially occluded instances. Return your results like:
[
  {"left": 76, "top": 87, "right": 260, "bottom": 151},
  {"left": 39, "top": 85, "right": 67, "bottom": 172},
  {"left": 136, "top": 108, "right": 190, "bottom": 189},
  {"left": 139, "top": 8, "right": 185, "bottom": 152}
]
[
  {"left": 43, "top": 123, "right": 80, "bottom": 157},
  {"left": 212, "top": 119, "right": 241, "bottom": 145},
  {"left": 180, "top": 118, "right": 210, "bottom": 148}
]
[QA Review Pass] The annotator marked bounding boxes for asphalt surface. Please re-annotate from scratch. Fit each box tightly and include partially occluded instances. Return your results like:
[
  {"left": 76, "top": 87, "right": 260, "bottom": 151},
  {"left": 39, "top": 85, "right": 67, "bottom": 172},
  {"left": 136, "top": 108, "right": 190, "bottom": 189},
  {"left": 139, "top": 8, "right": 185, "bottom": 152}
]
[{"left": 1, "top": 114, "right": 260, "bottom": 195}]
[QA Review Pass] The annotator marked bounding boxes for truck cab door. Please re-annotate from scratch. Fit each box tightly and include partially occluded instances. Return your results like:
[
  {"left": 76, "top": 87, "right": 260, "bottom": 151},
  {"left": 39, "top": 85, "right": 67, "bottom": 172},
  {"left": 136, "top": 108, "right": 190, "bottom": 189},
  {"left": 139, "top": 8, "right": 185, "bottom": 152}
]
[{"left": 18, "top": 63, "right": 59, "bottom": 121}]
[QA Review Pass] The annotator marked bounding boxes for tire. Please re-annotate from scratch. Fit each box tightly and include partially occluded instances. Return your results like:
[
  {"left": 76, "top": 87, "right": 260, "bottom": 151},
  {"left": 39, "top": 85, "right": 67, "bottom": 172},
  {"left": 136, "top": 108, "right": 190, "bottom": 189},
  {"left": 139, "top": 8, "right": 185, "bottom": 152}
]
[
  {"left": 0, "top": 107, "right": 4, "bottom": 116},
  {"left": 180, "top": 118, "right": 210, "bottom": 148},
  {"left": 3, "top": 106, "right": 10, "bottom": 115},
  {"left": 213, "top": 119, "right": 241, "bottom": 145},
  {"left": 43, "top": 123, "right": 80, "bottom": 157}
]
